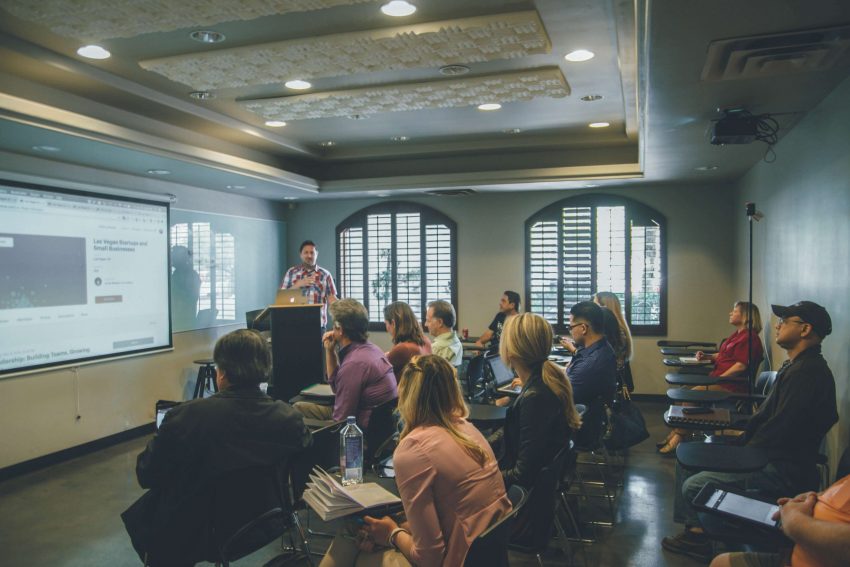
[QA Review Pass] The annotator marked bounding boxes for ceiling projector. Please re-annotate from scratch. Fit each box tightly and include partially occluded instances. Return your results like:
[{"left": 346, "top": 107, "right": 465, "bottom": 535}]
[{"left": 710, "top": 109, "right": 759, "bottom": 145}]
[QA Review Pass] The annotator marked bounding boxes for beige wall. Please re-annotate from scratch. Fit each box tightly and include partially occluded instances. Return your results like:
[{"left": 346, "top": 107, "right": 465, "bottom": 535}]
[
  {"left": 733, "top": 74, "right": 850, "bottom": 475},
  {"left": 0, "top": 162, "right": 287, "bottom": 469},
  {"left": 284, "top": 184, "right": 738, "bottom": 396}
]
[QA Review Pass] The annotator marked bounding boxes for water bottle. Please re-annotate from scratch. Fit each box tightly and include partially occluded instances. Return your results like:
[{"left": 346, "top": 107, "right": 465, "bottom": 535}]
[{"left": 340, "top": 416, "right": 363, "bottom": 486}]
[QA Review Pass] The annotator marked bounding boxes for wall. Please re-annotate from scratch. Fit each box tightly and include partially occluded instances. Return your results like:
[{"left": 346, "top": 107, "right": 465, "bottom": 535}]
[
  {"left": 0, "top": 159, "right": 288, "bottom": 469},
  {"left": 284, "top": 183, "right": 738, "bottom": 396},
  {"left": 733, "top": 74, "right": 850, "bottom": 473}
]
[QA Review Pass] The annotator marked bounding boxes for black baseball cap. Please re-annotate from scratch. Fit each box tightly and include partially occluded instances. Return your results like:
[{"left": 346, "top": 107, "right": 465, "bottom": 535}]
[{"left": 772, "top": 301, "right": 832, "bottom": 338}]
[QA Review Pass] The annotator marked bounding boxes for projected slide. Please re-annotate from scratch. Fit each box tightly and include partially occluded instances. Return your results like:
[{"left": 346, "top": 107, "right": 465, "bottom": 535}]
[{"left": 0, "top": 181, "right": 172, "bottom": 376}]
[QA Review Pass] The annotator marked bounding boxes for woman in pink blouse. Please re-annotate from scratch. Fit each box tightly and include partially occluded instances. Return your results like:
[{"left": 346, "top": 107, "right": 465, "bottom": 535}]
[
  {"left": 383, "top": 301, "right": 431, "bottom": 382},
  {"left": 319, "top": 355, "right": 511, "bottom": 567}
]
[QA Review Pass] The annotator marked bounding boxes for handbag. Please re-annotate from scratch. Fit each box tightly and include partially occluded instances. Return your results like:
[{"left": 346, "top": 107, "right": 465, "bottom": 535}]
[{"left": 603, "top": 387, "right": 650, "bottom": 450}]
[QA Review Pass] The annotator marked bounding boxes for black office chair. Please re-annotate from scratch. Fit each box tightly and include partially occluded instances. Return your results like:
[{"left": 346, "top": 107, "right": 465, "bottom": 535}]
[
  {"left": 464, "top": 485, "right": 528, "bottom": 567},
  {"left": 464, "top": 354, "right": 486, "bottom": 401},
  {"left": 364, "top": 397, "right": 399, "bottom": 467}
]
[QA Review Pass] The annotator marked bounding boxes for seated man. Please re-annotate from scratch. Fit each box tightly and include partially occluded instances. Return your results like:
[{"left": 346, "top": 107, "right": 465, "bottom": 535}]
[
  {"left": 564, "top": 300, "right": 618, "bottom": 406},
  {"left": 662, "top": 301, "right": 838, "bottom": 563},
  {"left": 121, "top": 329, "right": 312, "bottom": 567},
  {"left": 425, "top": 299, "right": 463, "bottom": 367},
  {"left": 473, "top": 290, "right": 520, "bottom": 354},
  {"left": 711, "top": 474, "right": 850, "bottom": 567},
  {"left": 295, "top": 298, "right": 397, "bottom": 429}
]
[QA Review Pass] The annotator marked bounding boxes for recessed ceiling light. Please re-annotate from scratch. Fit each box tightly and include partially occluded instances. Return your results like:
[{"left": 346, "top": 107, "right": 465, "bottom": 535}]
[
  {"left": 580, "top": 94, "right": 603, "bottom": 102},
  {"left": 285, "top": 79, "right": 312, "bottom": 90},
  {"left": 375, "top": 192, "right": 391, "bottom": 198},
  {"left": 695, "top": 165, "right": 719, "bottom": 171},
  {"left": 565, "top": 49, "right": 595, "bottom": 62},
  {"left": 319, "top": 141, "right": 336, "bottom": 147},
  {"left": 391, "top": 136, "right": 409, "bottom": 142},
  {"left": 189, "top": 91, "right": 215, "bottom": 100},
  {"left": 503, "top": 128, "right": 521, "bottom": 134},
  {"left": 284, "top": 197, "right": 297, "bottom": 201},
  {"left": 440, "top": 64, "right": 470, "bottom": 76},
  {"left": 190, "top": 30, "right": 225, "bottom": 43},
  {"left": 381, "top": 1, "right": 417, "bottom": 17},
  {"left": 147, "top": 169, "right": 171, "bottom": 175},
  {"left": 478, "top": 103, "right": 502, "bottom": 111},
  {"left": 589, "top": 122, "right": 610, "bottom": 128},
  {"left": 347, "top": 114, "right": 368, "bottom": 120},
  {"left": 583, "top": 183, "right": 600, "bottom": 188},
  {"left": 32, "top": 145, "right": 61, "bottom": 152},
  {"left": 264, "top": 120, "right": 287, "bottom": 127},
  {"left": 77, "top": 45, "right": 111, "bottom": 59},
  {"left": 226, "top": 184, "right": 246, "bottom": 190}
]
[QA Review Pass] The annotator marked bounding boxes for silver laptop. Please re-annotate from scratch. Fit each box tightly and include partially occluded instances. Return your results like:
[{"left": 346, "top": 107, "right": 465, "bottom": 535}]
[{"left": 275, "top": 288, "right": 310, "bottom": 306}]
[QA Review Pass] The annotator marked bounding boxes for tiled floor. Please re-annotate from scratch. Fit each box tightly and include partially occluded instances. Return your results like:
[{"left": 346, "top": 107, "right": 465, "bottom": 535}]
[{"left": 0, "top": 401, "right": 706, "bottom": 566}]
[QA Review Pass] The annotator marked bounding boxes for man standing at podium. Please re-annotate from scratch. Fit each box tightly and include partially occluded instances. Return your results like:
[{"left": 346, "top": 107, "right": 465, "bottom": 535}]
[{"left": 281, "top": 240, "right": 337, "bottom": 330}]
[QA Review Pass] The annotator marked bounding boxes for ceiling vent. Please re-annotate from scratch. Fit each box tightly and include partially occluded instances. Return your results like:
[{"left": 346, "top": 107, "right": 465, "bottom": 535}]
[
  {"left": 424, "top": 188, "right": 477, "bottom": 196},
  {"left": 701, "top": 25, "right": 850, "bottom": 81}
]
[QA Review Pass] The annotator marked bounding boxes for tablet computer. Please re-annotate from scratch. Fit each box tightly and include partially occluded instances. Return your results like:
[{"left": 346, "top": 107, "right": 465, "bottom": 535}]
[{"left": 693, "top": 482, "right": 782, "bottom": 531}]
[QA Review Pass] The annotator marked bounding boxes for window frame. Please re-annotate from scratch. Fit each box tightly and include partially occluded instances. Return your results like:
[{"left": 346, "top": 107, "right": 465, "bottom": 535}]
[
  {"left": 336, "top": 201, "right": 458, "bottom": 331},
  {"left": 524, "top": 193, "right": 667, "bottom": 336}
]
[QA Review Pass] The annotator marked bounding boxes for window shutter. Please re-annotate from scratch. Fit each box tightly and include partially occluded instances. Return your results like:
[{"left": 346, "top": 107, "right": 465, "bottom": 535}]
[
  {"left": 367, "top": 213, "right": 393, "bottom": 320},
  {"left": 214, "top": 232, "right": 235, "bottom": 320},
  {"left": 339, "top": 226, "right": 365, "bottom": 305},
  {"left": 562, "top": 207, "right": 592, "bottom": 312},
  {"left": 595, "top": 206, "right": 627, "bottom": 309},
  {"left": 528, "top": 220, "right": 559, "bottom": 325},
  {"left": 424, "top": 223, "right": 452, "bottom": 306},
  {"left": 630, "top": 223, "right": 662, "bottom": 325},
  {"left": 396, "top": 213, "right": 422, "bottom": 315}
]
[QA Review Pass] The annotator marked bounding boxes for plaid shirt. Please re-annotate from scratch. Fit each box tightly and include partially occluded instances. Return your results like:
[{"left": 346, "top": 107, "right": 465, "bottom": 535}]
[{"left": 281, "top": 264, "right": 337, "bottom": 327}]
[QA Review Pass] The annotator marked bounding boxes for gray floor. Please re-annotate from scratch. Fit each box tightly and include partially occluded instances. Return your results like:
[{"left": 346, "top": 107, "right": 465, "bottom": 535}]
[{"left": 0, "top": 401, "right": 703, "bottom": 567}]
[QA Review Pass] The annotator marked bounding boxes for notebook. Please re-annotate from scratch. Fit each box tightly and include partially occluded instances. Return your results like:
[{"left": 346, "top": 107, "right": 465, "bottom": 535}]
[
  {"left": 300, "top": 383, "right": 335, "bottom": 398},
  {"left": 667, "top": 405, "right": 731, "bottom": 427},
  {"left": 302, "top": 466, "right": 402, "bottom": 521}
]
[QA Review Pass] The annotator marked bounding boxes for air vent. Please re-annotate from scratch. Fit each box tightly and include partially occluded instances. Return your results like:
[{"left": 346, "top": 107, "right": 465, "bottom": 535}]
[
  {"left": 701, "top": 25, "right": 850, "bottom": 81},
  {"left": 424, "top": 189, "right": 477, "bottom": 197}
]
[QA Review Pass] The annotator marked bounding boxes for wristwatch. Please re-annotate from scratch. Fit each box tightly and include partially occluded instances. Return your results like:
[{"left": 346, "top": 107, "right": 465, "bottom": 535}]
[{"left": 388, "top": 527, "right": 410, "bottom": 550}]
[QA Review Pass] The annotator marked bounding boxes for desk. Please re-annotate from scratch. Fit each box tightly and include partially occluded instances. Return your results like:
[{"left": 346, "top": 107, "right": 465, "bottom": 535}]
[
  {"left": 467, "top": 403, "right": 507, "bottom": 428},
  {"left": 660, "top": 346, "right": 718, "bottom": 356},
  {"left": 665, "top": 373, "right": 719, "bottom": 387},
  {"left": 657, "top": 340, "right": 717, "bottom": 349},
  {"left": 663, "top": 409, "right": 748, "bottom": 431},
  {"left": 676, "top": 442, "right": 768, "bottom": 473},
  {"left": 663, "top": 357, "right": 714, "bottom": 368},
  {"left": 666, "top": 388, "right": 730, "bottom": 404}
]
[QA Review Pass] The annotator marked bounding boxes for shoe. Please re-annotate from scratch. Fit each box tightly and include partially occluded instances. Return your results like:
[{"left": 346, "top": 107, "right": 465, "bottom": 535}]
[
  {"left": 661, "top": 530, "right": 713, "bottom": 563},
  {"left": 655, "top": 431, "right": 676, "bottom": 448},
  {"left": 658, "top": 433, "right": 682, "bottom": 455}
]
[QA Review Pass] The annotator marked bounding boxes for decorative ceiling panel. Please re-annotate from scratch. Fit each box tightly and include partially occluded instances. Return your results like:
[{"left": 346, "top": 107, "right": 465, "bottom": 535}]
[
  {"left": 0, "top": 0, "right": 374, "bottom": 41},
  {"left": 241, "top": 68, "right": 570, "bottom": 121},
  {"left": 139, "top": 11, "right": 551, "bottom": 90}
]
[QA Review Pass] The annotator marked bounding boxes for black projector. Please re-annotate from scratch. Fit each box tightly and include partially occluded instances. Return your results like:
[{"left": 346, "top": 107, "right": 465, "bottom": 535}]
[{"left": 711, "top": 115, "right": 758, "bottom": 145}]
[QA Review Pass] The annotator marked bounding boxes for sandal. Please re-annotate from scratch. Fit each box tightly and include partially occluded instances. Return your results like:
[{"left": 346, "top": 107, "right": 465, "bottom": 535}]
[
  {"left": 658, "top": 432, "right": 682, "bottom": 455},
  {"left": 656, "top": 430, "right": 676, "bottom": 448}
]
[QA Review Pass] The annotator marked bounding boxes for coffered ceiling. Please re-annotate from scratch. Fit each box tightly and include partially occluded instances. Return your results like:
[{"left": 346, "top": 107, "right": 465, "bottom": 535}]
[{"left": 0, "top": 0, "right": 848, "bottom": 201}]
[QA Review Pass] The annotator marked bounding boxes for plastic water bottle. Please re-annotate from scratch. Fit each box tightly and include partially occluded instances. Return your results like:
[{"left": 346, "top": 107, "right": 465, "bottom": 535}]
[{"left": 340, "top": 416, "right": 363, "bottom": 486}]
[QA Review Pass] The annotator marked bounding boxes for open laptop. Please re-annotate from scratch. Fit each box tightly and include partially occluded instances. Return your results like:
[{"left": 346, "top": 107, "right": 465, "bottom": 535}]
[
  {"left": 155, "top": 400, "right": 181, "bottom": 429},
  {"left": 488, "top": 353, "right": 521, "bottom": 395},
  {"left": 275, "top": 288, "right": 311, "bottom": 306}
]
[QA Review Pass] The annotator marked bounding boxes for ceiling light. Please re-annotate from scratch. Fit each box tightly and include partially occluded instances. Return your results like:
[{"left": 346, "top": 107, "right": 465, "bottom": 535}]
[
  {"left": 226, "top": 184, "right": 246, "bottom": 190},
  {"left": 439, "top": 64, "right": 470, "bottom": 76},
  {"left": 391, "top": 136, "right": 409, "bottom": 142},
  {"left": 588, "top": 122, "right": 610, "bottom": 128},
  {"left": 565, "top": 49, "right": 595, "bottom": 62},
  {"left": 375, "top": 192, "right": 391, "bottom": 198},
  {"left": 583, "top": 183, "right": 600, "bottom": 188},
  {"left": 284, "top": 197, "right": 297, "bottom": 201},
  {"left": 285, "top": 79, "right": 312, "bottom": 90},
  {"left": 580, "top": 94, "right": 603, "bottom": 102},
  {"left": 189, "top": 91, "right": 215, "bottom": 100},
  {"left": 264, "top": 120, "right": 287, "bottom": 127},
  {"left": 32, "top": 145, "right": 61, "bottom": 152},
  {"left": 381, "top": 1, "right": 417, "bottom": 17},
  {"left": 190, "top": 30, "right": 225, "bottom": 43},
  {"left": 503, "top": 128, "right": 521, "bottom": 134},
  {"left": 347, "top": 114, "right": 368, "bottom": 120},
  {"left": 319, "top": 141, "right": 336, "bottom": 147},
  {"left": 695, "top": 165, "right": 719, "bottom": 171},
  {"left": 77, "top": 45, "right": 111, "bottom": 59},
  {"left": 478, "top": 103, "right": 502, "bottom": 111},
  {"left": 147, "top": 169, "right": 171, "bottom": 175}
]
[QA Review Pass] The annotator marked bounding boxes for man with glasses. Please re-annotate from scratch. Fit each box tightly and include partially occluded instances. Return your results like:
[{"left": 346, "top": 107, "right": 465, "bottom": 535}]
[
  {"left": 662, "top": 300, "right": 838, "bottom": 563},
  {"left": 563, "top": 300, "right": 618, "bottom": 406}
]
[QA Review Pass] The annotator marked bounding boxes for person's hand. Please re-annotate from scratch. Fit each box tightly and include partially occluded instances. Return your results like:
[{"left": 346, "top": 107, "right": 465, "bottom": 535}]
[
  {"left": 494, "top": 396, "right": 511, "bottom": 407},
  {"left": 363, "top": 515, "right": 398, "bottom": 546},
  {"left": 355, "top": 528, "right": 376, "bottom": 552},
  {"left": 322, "top": 330, "right": 337, "bottom": 349},
  {"left": 695, "top": 350, "right": 706, "bottom": 361},
  {"left": 560, "top": 337, "right": 576, "bottom": 352},
  {"left": 473, "top": 340, "right": 485, "bottom": 348},
  {"left": 293, "top": 278, "right": 312, "bottom": 289},
  {"left": 775, "top": 492, "right": 817, "bottom": 530}
]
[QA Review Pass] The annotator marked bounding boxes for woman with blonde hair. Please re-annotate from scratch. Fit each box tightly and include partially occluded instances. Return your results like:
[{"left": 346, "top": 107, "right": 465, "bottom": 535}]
[
  {"left": 320, "top": 355, "right": 510, "bottom": 567},
  {"left": 593, "top": 291, "right": 633, "bottom": 369},
  {"left": 495, "top": 312, "right": 582, "bottom": 488},
  {"left": 383, "top": 301, "right": 431, "bottom": 382}
]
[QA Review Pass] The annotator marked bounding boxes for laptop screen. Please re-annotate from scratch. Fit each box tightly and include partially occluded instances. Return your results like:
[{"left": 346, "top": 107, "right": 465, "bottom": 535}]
[
  {"left": 155, "top": 400, "right": 181, "bottom": 429},
  {"left": 486, "top": 354, "right": 515, "bottom": 386}
]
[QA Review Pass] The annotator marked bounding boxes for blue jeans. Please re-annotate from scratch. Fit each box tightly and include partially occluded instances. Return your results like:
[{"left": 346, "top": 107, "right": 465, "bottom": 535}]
[{"left": 673, "top": 462, "right": 797, "bottom": 527}]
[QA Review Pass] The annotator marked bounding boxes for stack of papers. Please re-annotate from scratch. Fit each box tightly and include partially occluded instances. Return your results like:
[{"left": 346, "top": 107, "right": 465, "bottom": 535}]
[
  {"left": 302, "top": 467, "right": 401, "bottom": 521},
  {"left": 300, "top": 383, "right": 335, "bottom": 398},
  {"left": 679, "top": 356, "right": 712, "bottom": 365}
]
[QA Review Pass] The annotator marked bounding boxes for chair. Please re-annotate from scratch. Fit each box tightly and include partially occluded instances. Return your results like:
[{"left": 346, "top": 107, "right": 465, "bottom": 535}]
[
  {"left": 573, "top": 396, "right": 618, "bottom": 526},
  {"left": 210, "top": 462, "right": 313, "bottom": 567},
  {"left": 364, "top": 397, "right": 398, "bottom": 467},
  {"left": 463, "top": 485, "right": 528, "bottom": 567},
  {"left": 464, "top": 354, "right": 486, "bottom": 401}
]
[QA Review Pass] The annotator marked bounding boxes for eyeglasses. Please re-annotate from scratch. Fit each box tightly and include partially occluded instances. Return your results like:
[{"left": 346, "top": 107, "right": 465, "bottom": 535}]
[
  {"left": 568, "top": 322, "right": 586, "bottom": 331},
  {"left": 777, "top": 318, "right": 806, "bottom": 327}
]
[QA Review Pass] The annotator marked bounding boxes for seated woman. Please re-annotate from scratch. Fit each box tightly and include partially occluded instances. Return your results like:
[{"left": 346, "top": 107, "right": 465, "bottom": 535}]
[
  {"left": 494, "top": 312, "right": 583, "bottom": 488},
  {"left": 383, "top": 301, "right": 431, "bottom": 382},
  {"left": 593, "top": 292, "right": 633, "bottom": 375},
  {"left": 658, "top": 301, "right": 765, "bottom": 454},
  {"left": 320, "top": 355, "right": 510, "bottom": 567}
]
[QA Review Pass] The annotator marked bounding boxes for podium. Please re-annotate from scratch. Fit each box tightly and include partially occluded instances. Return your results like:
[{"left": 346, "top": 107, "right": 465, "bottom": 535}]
[{"left": 254, "top": 304, "right": 323, "bottom": 402}]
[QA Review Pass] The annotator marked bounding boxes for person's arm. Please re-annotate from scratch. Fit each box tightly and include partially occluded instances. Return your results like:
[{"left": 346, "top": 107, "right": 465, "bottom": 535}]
[
  {"left": 281, "top": 268, "right": 294, "bottom": 289},
  {"left": 323, "top": 331, "right": 339, "bottom": 379},
  {"left": 560, "top": 337, "right": 577, "bottom": 354},
  {"left": 780, "top": 493, "right": 850, "bottom": 567},
  {"left": 475, "top": 329, "right": 494, "bottom": 347},
  {"left": 717, "top": 362, "right": 747, "bottom": 378},
  {"left": 326, "top": 272, "right": 338, "bottom": 305},
  {"left": 135, "top": 413, "right": 186, "bottom": 489},
  {"left": 502, "top": 391, "right": 555, "bottom": 488},
  {"left": 330, "top": 361, "right": 365, "bottom": 423}
]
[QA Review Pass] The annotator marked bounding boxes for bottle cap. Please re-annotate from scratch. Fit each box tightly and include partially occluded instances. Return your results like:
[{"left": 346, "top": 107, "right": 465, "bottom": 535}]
[{"left": 347, "top": 416, "right": 356, "bottom": 424}]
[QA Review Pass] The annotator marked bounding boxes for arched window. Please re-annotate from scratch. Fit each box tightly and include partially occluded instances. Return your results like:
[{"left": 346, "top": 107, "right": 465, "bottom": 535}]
[
  {"left": 526, "top": 194, "right": 667, "bottom": 335},
  {"left": 337, "top": 202, "right": 457, "bottom": 328}
]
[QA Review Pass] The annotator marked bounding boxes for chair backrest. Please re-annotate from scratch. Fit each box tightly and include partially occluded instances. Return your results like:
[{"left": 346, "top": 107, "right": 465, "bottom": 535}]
[
  {"left": 466, "top": 354, "right": 486, "bottom": 383},
  {"left": 290, "top": 420, "right": 345, "bottom": 498},
  {"left": 757, "top": 370, "right": 778, "bottom": 395},
  {"left": 463, "top": 485, "right": 528, "bottom": 567},
  {"left": 364, "top": 397, "right": 399, "bottom": 466},
  {"left": 515, "top": 444, "right": 573, "bottom": 552},
  {"left": 575, "top": 395, "right": 607, "bottom": 450}
]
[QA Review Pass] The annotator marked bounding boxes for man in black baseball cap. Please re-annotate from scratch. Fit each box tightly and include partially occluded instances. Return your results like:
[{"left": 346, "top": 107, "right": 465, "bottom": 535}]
[{"left": 663, "top": 300, "right": 837, "bottom": 562}]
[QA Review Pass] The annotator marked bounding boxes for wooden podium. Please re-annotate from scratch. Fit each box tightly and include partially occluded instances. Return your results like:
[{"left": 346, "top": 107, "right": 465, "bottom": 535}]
[{"left": 254, "top": 304, "right": 323, "bottom": 402}]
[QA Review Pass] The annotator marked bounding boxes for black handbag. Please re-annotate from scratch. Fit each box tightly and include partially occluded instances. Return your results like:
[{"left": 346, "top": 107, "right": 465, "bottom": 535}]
[{"left": 604, "top": 387, "right": 650, "bottom": 450}]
